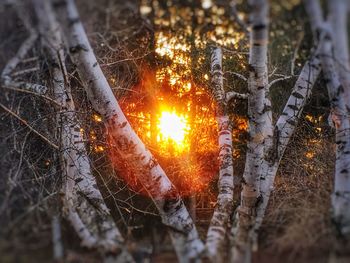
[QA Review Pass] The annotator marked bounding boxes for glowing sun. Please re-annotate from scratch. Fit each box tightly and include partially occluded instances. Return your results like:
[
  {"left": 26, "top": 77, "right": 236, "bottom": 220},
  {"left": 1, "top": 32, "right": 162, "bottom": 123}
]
[{"left": 158, "top": 111, "right": 189, "bottom": 145}]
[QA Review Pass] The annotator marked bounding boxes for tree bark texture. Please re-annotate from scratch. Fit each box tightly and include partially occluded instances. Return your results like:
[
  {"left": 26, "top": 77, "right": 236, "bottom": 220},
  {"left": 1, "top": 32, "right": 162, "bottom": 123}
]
[
  {"left": 233, "top": 0, "right": 270, "bottom": 261},
  {"left": 53, "top": 0, "right": 204, "bottom": 261},
  {"left": 206, "top": 47, "right": 234, "bottom": 263},
  {"left": 33, "top": 0, "right": 130, "bottom": 256}
]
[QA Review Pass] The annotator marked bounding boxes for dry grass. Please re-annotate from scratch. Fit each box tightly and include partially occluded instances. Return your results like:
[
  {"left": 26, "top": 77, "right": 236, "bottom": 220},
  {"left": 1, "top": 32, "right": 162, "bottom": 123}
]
[{"left": 259, "top": 114, "right": 335, "bottom": 261}]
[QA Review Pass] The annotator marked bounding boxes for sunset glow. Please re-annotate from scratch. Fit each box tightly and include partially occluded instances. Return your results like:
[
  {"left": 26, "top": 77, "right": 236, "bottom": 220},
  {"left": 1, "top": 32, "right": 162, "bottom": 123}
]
[{"left": 158, "top": 111, "right": 189, "bottom": 146}]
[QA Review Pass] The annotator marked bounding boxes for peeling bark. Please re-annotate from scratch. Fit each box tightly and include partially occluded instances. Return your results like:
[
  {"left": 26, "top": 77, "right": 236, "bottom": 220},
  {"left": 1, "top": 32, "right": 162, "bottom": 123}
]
[
  {"left": 33, "top": 0, "right": 130, "bottom": 257},
  {"left": 53, "top": 0, "right": 204, "bottom": 261},
  {"left": 206, "top": 47, "right": 234, "bottom": 262}
]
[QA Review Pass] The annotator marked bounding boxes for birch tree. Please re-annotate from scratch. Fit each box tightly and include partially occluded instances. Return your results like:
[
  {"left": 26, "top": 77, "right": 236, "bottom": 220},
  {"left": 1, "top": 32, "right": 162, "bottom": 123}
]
[
  {"left": 328, "top": 0, "right": 350, "bottom": 107},
  {"left": 205, "top": 47, "right": 234, "bottom": 262},
  {"left": 304, "top": 0, "right": 350, "bottom": 250},
  {"left": 319, "top": 24, "right": 350, "bottom": 243},
  {"left": 52, "top": 0, "right": 204, "bottom": 261},
  {"left": 228, "top": 3, "right": 326, "bottom": 260},
  {"left": 328, "top": 0, "right": 350, "bottom": 240},
  {"left": 3, "top": 0, "right": 348, "bottom": 261},
  {"left": 0, "top": 1, "right": 46, "bottom": 95},
  {"left": 251, "top": 51, "right": 321, "bottom": 252},
  {"left": 232, "top": 1, "right": 323, "bottom": 261},
  {"left": 32, "top": 0, "right": 133, "bottom": 259},
  {"left": 232, "top": 0, "right": 271, "bottom": 261}
]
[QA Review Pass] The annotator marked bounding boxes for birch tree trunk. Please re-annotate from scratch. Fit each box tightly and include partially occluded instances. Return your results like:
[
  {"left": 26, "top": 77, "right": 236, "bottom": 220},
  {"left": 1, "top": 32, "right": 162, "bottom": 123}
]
[
  {"left": 0, "top": 1, "right": 47, "bottom": 95},
  {"left": 328, "top": 0, "right": 350, "bottom": 107},
  {"left": 303, "top": 0, "right": 323, "bottom": 42},
  {"left": 305, "top": 0, "right": 350, "bottom": 244},
  {"left": 33, "top": 0, "right": 131, "bottom": 258},
  {"left": 233, "top": 1, "right": 270, "bottom": 262},
  {"left": 253, "top": 53, "right": 321, "bottom": 247},
  {"left": 318, "top": 23, "right": 350, "bottom": 241},
  {"left": 233, "top": 0, "right": 323, "bottom": 258},
  {"left": 53, "top": 0, "right": 204, "bottom": 261},
  {"left": 206, "top": 47, "right": 234, "bottom": 262}
]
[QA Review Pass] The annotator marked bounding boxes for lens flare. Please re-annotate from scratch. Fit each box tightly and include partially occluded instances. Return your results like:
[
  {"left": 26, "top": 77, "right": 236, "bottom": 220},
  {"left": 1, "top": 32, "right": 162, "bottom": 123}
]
[{"left": 158, "top": 111, "right": 189, "bottom": 146}]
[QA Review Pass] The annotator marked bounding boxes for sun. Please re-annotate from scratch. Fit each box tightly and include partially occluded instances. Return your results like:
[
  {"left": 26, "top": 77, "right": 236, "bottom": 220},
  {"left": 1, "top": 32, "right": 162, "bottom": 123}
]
[{"left": 158, "top": 111, "right": 189, "bottom": 146}]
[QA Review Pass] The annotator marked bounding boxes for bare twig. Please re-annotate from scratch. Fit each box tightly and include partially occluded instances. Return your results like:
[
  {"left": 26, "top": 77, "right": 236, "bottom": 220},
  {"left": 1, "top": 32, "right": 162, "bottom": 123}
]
[
  {"left": 2, "top": 80, "right": 47, "bottom": 94},
  {"left": 224, "top": 71, "right": 247, "bottom": 82},
  {"left": 1, "top": 33, "right": 38, "bottom": 84},
  {"left": 226, "top": 91, "right": 248, "bottom": 102},
  {"left": 11, "top": 67, "right": 40, "bottom": 77},
  {"left": 1, "top": 85, "right": 57, "bottom": 105},
  {"left": 268, "top": 75, "right": 296, "bottom": 89},
  {"left": 0, "top": 102, "right": 58, "bottom": 149},
  {"left": 291, "top": 31, "right": 304, "bottom": 75}
]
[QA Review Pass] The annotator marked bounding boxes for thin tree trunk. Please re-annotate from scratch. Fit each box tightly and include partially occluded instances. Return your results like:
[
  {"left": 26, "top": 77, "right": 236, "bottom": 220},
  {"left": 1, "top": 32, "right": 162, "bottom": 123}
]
[
  {"left": 319, "top": 23, "right": 350, "bottom": 241},
  {"left": 234, "top": 0, "right": 323, "bottom": 257},
  {"left": 303, "top": 0, "right": 323, "bottom": 42},
  {"left": 328, "top": 0, "right": 350, "bottom": 107},
  {"left": 305, "top": 0, "right": 350, "bottom": 242},
  {"left": 52, "top": 215, "right": 64, "bottom": 261},
  {"left": 0, "top": 17, "right": 46, "bottom": 94},
  {"left": 53, "top": 0, "right": 204, "bottom": 261},
  {"left": 253, "top": 53, "right": 321, "bottom": 247},
  {"left": 233, "top": 0, "right": 270, "bottom": 261},
  {"left": 206, "top": 47, "right": 234, "bottom": 262},
  {"left": 308, "top": 1, "right": 350, "bottom": 255},
  {"left": 33, "top": 0, "right": 131, "bottom": 258}
]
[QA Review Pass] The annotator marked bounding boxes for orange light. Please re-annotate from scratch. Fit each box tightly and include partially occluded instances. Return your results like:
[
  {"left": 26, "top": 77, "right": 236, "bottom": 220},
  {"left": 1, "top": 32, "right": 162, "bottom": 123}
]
[
  {"left": 94, "top": 145, "right": 104, "bottom": 152},
  {"left": 93, "top": 114, "right": 102, "bottom": 122},
  {"left": 158, "top": 111, "right": 189, "bottom": 146},
  {"left": 305, "top": 151, "right": 315, "bottom": 159}
]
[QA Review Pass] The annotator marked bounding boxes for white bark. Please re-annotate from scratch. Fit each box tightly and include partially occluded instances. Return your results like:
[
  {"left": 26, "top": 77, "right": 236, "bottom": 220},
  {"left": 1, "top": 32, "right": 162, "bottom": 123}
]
[
  {"left": 233, "top": 0, "right": 322, "bottom": 256},
  {"left": 328, "top": 0, "right": 350, "bottom": 108},
  {"left": 303, "top": 0, "right": 323, "bottom": 41},
  {"left": 226, "top": 91, "right": 248, "bottom": 102},
  {"left": 1, "top": 32, "right": 37, "bottom": 82},
  {"left": 305, "top": 0, "right": 350, "bottom": 238},
  {"left": 1, "top": 1, "right": 47, "bottom": 95},
  {"left": 1, "top": 31, "right": 37, "bottom": 80},
  {"left": 252, "top": 53, "right": 322, "bottom": 248},
  {"left": 233, "top": 0, "right": 270, "bottom": 261},
  {"left": 51, "top": 215, "right": 64, "bottom": 260},
  {"left": 206, "top": 47, "right": 234, "bottom": 262},
  {"left": 0, "top": 28, "right": 47, "bottom": 94},
  {"left": 33, "top": 0, "right": 129, "bottom": 256},
  {"left": 54, "top": 0, "right": 204, "bottom": 261},
  {"left": 2, "top": 80, "right": 47, "bottom": 94},
  {"left": 318, "top": 23, "right": 350, "bottom": 237}
]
